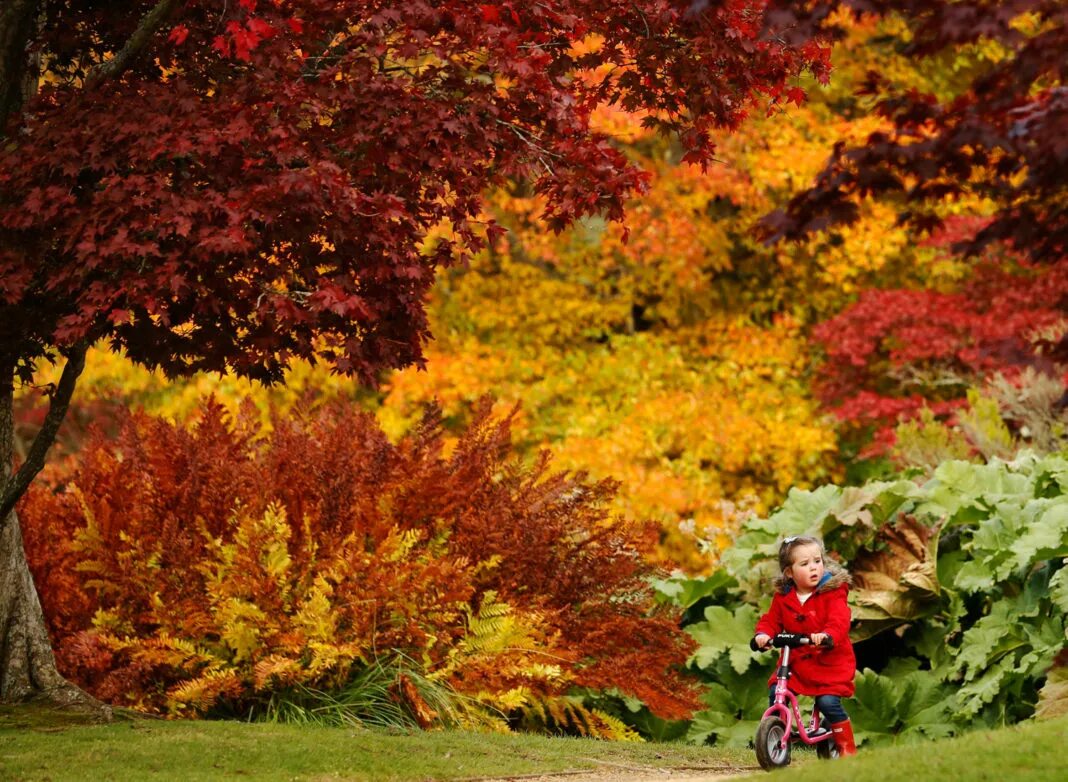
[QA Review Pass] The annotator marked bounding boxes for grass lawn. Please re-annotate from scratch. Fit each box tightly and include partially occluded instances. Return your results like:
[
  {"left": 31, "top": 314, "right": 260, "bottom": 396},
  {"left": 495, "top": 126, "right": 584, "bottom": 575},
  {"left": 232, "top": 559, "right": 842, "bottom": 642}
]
[
  {"left": 752, "top": 715, "right": 1068, "bottom": 782},
  {"left": 0, "top": 704, "right": 752, "bottom": 781},
  {"left": 4, "top": 705, "right": 1066, "bottom": 781}
]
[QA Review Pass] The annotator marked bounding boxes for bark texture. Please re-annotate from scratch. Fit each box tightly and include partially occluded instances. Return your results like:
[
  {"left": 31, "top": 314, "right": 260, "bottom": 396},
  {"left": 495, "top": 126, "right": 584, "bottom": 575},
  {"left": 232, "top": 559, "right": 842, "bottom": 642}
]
[
  {"left": 0, "top": 0, "right": 39, "bottom": 128},
  {"left": 0, "top": 507, "right": 91, "bottom": 708},
  {"left": 0, "top": 364, "right": 108, "bottom": 715}
]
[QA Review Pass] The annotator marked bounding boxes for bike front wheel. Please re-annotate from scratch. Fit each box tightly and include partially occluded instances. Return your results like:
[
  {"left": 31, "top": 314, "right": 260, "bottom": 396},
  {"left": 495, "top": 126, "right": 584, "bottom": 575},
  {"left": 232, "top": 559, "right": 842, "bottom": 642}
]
[{"left": 754, "top": 716, "right": 791, "bottom": 770}]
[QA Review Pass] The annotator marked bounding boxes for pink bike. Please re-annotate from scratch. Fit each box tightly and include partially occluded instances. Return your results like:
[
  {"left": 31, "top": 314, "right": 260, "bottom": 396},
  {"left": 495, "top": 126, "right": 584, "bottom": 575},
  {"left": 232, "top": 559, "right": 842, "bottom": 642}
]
[{"left": 749, "top": 632, "right": 840, "bottom": 770}]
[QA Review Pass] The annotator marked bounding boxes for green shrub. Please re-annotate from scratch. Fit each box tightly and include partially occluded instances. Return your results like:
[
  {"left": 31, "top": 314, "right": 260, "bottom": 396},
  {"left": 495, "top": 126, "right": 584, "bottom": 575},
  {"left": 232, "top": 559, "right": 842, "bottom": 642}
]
[{"left": 661, "top": 452, "right": 1068, "bottom": 745}]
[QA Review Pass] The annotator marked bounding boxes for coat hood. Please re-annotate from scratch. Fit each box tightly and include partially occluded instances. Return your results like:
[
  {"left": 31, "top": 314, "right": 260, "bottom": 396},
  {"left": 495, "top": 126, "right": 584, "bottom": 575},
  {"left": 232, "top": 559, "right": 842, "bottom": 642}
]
[{"left": 774, "top": 560, "right": 851, "bottom": 595}]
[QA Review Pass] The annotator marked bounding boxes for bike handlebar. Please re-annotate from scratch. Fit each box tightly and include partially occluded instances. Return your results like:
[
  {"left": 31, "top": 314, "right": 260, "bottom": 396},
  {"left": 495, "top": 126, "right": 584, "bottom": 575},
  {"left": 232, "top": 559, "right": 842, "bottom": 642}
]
[{"left": 750, "top": 632, "right": 834, "bottom": 651}]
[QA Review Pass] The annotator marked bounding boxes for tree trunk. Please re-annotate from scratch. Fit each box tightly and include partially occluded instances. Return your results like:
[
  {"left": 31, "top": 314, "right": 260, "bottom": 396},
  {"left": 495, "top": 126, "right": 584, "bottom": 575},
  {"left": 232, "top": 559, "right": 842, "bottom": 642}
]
[
  {"left": 2, "top": 0, "right": 182, "bottom": 715},
  {"left": 0, "top": 363, "right": 109, "bottom": 716},
  {"left": 0, "top": 507, "right": 99, "bottom": 710}
]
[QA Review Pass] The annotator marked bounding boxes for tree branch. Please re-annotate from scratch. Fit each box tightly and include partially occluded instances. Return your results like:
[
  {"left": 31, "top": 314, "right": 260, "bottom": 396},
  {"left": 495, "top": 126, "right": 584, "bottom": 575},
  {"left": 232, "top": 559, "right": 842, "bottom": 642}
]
[
  {"left": 84, "top": 0, "right": 183, "bottom": 90},
  {"left": 0, "top": 343, "right": 88, "bottom": 530}
]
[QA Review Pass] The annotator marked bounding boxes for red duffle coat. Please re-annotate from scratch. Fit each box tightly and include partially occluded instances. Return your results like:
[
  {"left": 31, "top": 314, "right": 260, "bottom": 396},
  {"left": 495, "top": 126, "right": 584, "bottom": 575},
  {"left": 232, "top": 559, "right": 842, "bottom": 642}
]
[{"left": 754, "top": 566, "right": 856, "bottom": 697}]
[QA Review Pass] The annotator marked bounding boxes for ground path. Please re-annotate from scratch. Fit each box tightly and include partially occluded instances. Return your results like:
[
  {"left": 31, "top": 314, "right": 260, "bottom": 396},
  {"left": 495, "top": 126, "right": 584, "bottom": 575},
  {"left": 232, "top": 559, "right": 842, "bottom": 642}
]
[{"left": 479, "top": 759, "right": 757, "bottom": 782}]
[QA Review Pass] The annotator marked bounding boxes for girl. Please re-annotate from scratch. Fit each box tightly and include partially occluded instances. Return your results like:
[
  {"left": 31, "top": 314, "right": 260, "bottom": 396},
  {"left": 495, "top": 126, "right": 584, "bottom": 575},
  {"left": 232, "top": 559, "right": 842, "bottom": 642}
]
[{"left": 753, "top": 535, "right": 857, "bottom": 756}]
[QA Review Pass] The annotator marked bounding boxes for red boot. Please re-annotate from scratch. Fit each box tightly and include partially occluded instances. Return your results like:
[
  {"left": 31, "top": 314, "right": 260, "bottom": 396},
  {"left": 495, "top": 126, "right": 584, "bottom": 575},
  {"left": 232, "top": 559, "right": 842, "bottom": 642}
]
[{"left": 830, "top": 719, "right": 857, "bottom": 756}]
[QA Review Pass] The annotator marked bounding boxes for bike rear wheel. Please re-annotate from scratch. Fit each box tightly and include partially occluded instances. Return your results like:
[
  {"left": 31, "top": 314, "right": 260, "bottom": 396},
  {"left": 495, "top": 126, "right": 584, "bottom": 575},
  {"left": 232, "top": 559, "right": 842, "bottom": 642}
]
[
  {"left": 816, "top": 736, "right": 841, "bottom": 760},
  {"left": 754, "top": 717, "right": 791, "bottom": 770}
]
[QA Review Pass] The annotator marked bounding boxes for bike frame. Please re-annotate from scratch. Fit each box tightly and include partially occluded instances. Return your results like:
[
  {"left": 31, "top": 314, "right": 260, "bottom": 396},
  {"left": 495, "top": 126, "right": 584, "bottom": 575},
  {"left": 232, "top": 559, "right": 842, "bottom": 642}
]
[{"left": 760, "top": 644, "right": 834, "bottom": 749}]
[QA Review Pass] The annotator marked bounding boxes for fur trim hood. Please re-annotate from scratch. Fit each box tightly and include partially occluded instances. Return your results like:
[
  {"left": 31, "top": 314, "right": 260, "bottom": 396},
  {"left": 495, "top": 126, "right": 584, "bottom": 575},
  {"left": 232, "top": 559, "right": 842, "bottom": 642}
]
[{"left": 773, "top": 560, "right": 852, "bottom": 595}]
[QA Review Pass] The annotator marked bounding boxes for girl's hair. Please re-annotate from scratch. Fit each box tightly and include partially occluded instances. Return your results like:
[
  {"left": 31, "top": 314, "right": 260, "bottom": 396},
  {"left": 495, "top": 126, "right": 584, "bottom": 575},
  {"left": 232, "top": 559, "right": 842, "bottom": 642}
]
[{"left": 775, "top": 535, "right": 825, "bottom": 588}]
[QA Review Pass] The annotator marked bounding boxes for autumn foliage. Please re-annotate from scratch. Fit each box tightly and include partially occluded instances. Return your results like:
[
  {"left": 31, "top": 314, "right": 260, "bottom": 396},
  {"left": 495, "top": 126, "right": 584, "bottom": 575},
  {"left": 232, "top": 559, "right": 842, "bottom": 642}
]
[
  {"left": 14, "top": 10, "right": 933, "bottom": 573},
  {"left": 1, "top": 0, "right": 831, "bottom": 384},
  {"left": 764, "top": 0, "right": 1068, "bottom": 263},
  {"left": 17, "top": 8, "right": 1063, "bottom": 580},
  {"left": 18, "top": 399, "right": 698, "bottom": 724},
  {"left": 813, "top": 249, "right": 1068, "bottom": 451}
]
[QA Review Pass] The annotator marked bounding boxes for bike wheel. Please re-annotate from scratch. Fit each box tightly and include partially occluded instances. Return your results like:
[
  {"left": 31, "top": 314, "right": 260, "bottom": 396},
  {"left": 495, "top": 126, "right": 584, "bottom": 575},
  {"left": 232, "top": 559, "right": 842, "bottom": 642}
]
[
  {"left": 816, "top": 736, "right": 841, "bottom": 760},
  {"left": 754, "top": 717, "right": 791, "bottom": 770}
]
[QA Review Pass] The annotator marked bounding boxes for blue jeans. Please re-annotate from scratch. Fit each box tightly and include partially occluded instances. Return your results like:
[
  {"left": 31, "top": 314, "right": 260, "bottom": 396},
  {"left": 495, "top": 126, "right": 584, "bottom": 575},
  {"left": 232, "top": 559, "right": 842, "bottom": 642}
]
[{"left": 768, "top": 686, "right": 849, "bottom": 724}]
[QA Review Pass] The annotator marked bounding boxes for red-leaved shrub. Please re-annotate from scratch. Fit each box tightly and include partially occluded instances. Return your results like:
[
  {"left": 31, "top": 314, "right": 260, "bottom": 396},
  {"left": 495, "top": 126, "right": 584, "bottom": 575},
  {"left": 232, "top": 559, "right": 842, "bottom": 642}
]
[
  {"left": 813, "top": 257, "right": 1068, "bottom": 452},
  {"left": 19, "top": 398, "right": 698, "bottom": 724}
]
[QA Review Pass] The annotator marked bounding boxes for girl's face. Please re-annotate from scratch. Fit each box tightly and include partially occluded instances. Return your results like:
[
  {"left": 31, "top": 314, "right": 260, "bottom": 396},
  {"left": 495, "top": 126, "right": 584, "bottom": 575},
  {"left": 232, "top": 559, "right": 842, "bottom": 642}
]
[{"left": 785, "top": 543, "right": 825, "bottom": 592}]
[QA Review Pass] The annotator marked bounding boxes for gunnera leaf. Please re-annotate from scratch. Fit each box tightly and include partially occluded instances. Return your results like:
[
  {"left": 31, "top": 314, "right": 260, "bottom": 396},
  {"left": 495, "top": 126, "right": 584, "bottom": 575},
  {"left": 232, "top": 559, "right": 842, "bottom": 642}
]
[
  {"left": 850, "top": 515, "right": 943, "bottom": 639},
  {"left": 1036, "top": 652, "right": 1068, "bottom": 721}
]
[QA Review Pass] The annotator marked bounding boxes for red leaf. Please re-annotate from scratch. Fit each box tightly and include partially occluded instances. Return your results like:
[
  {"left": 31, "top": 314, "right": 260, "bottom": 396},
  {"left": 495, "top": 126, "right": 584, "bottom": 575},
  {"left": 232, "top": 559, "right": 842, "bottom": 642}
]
[
  {"left": 168, "top": 25, "right": 190, "bottom": 46},
  {"left": 211, "top": 34, "right": 230, "bottom": 57},
  {"left": 247, "top": 18, "right": 275, "bottom": 39}
]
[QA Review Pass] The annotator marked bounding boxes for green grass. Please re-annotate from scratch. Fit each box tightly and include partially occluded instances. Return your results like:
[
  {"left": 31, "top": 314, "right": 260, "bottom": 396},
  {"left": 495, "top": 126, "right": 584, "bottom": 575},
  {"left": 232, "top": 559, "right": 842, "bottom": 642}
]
[
  {"left": 0, "top": 705, "right": 753, "bottom": 781},
  {"left": 747, "top": 716, "right": 1068, "bottom": 782},
  {"left": 5, "top": 706, "right": 1066, "bottom": 781}
]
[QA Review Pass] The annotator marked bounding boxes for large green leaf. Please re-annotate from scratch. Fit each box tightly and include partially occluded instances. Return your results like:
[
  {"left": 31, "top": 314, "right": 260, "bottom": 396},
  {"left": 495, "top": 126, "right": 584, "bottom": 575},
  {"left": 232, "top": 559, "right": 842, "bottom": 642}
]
[
  {"left": 965, "top": 502, "right": 1025, "bottom": 580},
  {"left": 955, "top": 658, "right": 1015, "bottom": 717},
  {"left": 843, "top": 480, "right": 917, "bottom": 525},
  {"left": 826, "top": 485, "right": 877, "bottom": 530},
  {"left": 1009, "top": 500, "right": 1068, "bottom": 570},
  {"left": 683, "top": 683, "right": 736, "bottom": 745},
  {"left": 722, "top": 479, "right": 918, "bottom": 582},
  {"left": 952, "top": 559, "right": 999, "bottom": 593},
  {"left": 904, "top": 618, "right": 957, "bottom": 667},
  {"left": 850, "top": 669, "right": 901, "bottom": 741},
  {"left": 721, "top": 484, "right": 844, "bottom": 577},
  {"left": 1036, "top": 454, "right": 1068, "bottom": 495},
  {"left": 888, "top": 659, "right": 957, "bottom": 739},
  {"left": 760, "top": 484, "right": 844, "bottom": 534},
  {"left": 684, "top": 662, "right": 769, "bottom": 746},
  {"left": 1021, "top": 612, "right": 1067, "bottom": 675},
  {"left": 1050, "top": 561, "right": 1068, "bottom": 614},
  {"left": 953, "top": 602, "right": 1028, "bottom": 682},
  {"left": 919, "top": 459, "right": 1031, "bottom": 524},
  {"left": 686, "top": 605, "right": 760, "bottom": 673},
  {"left": 844, "top": 663, "right": 959, "bottom": 745},
  {"left": 693, "top": 655, "right": 772, "bottom": 717},
  {"left": 711, "top": 718, "right": 763, "bottom": 748},
  {"left": 650, "top": 570, "right": 739, "bottom": 611}
]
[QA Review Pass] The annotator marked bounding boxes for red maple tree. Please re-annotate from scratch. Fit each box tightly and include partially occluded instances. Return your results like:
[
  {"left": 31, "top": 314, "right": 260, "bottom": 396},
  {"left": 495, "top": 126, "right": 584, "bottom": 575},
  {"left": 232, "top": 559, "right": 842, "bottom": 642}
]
[
  {"left": 0, "top": 2, "right": 827, "bottom": 708},
  {"left": 762, "top": 0, "right": 1067, "bottom": 262}
]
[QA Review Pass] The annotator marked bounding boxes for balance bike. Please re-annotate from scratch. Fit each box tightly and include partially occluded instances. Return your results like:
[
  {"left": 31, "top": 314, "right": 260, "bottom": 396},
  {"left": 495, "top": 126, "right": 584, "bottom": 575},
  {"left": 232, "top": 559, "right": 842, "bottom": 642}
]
[{"left": 749, "top": 632, "right": 839, "bottom": 770}]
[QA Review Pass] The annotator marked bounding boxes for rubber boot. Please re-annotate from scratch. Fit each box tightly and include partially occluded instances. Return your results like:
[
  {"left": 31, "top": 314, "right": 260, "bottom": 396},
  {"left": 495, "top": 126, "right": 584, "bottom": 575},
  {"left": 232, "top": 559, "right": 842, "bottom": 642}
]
[{"left": 830, "top": 719, "right": 857, "bottom": 756}]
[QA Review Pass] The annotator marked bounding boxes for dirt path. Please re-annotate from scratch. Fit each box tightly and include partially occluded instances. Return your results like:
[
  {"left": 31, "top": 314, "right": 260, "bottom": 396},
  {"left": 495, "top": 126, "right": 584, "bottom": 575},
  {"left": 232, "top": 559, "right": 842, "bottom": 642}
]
[{"left": 480, "top": 759, "right": 760, "bottom": 782}]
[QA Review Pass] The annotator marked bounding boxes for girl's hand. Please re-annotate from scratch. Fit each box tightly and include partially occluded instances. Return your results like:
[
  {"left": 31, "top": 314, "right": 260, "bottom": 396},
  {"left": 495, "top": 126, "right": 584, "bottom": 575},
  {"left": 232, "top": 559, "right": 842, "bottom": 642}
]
[
  {"left": 754, "top": 633, "right": 772, "bottom": 649},
  {"left": 810, "top": 632, "right": 829, "bottom": 646}
]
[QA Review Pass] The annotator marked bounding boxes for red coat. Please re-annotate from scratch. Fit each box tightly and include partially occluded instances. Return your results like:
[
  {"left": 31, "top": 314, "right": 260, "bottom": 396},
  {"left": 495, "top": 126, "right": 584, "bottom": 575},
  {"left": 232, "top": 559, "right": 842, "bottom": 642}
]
[{"left": 754, "top": 568, "right": 856, "bottom": 697}]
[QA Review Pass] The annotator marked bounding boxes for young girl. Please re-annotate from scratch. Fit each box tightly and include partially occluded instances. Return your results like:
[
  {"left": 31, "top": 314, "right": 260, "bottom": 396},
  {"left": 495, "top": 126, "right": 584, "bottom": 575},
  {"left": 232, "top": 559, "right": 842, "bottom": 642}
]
[{"left": 753, "top": 535, "right": 857, "bottom": 756}]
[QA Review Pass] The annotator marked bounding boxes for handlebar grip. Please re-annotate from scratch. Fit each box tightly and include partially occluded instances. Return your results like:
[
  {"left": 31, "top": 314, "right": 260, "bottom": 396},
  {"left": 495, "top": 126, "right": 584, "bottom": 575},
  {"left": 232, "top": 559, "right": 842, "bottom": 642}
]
[
  {"left": 750, "top": 633, "right": 833, "bottom": 650},
  {"left": 774, "top": 633, "right": 804, "bottom": 648}
]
